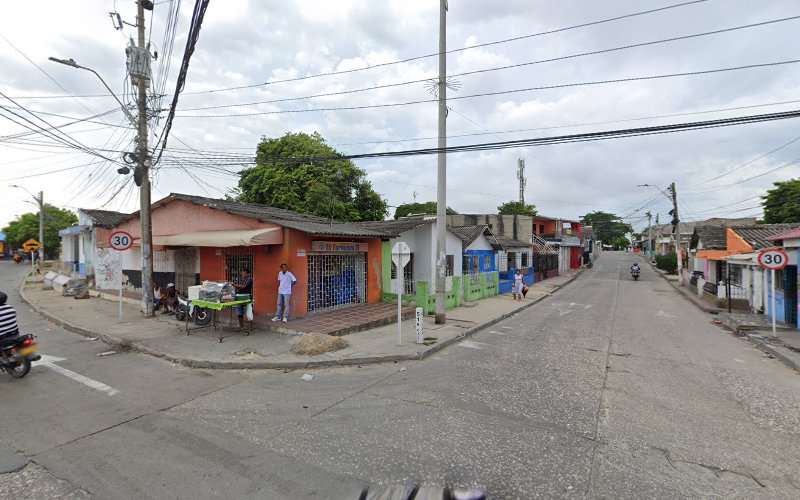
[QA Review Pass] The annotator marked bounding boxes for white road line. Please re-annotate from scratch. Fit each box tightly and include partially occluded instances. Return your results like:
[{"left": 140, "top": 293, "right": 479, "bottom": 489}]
[
  {"left": 489, "top": 330, "right": 506, "bottom": 335},
  {"left": 38, "top": 355, "right": 119, "bottom": 396},
  {"left": 500, "top": 326, "right": 514, "bottom": 330}
]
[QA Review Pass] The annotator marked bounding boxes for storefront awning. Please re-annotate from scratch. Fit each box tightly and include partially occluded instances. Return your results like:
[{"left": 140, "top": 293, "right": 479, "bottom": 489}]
[{"left": 153, "top": 228, "right": 282, "bottom": 247}]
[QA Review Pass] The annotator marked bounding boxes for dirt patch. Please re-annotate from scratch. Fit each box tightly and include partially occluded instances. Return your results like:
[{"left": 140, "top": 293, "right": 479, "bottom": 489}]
[{"left": 291, "top": 334, "right": 349, "bottom": 356}]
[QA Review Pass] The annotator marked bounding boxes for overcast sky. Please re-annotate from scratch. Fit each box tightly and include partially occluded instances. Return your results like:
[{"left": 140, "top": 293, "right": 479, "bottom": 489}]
[{"left": 2, "top": 0, "right": 799, "bottom": 233}]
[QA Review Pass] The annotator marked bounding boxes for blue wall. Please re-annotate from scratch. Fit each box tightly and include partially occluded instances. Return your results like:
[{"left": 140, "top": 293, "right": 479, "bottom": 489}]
[
  {"left": 765, "top": 261, "right": 800, "bottom": 328},
  {"left": 499, "top": 267, "right": 535, "bottom": 294},
  {"left": 463, "top": 250, "right": 495, "bottom": 273}
]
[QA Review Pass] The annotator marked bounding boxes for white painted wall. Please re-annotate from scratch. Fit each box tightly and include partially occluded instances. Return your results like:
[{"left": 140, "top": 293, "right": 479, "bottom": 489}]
[
  {"left": 94, "top": 247, "right": 121, "bottom": 289},
  {"left": 466, "top": 234, "right": 494, "bottom": 251}
]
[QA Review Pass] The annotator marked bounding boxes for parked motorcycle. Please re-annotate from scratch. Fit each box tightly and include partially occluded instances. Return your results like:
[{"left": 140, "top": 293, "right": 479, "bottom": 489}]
[
  {"left": 174, "top": 294, "right": 212, "bottom": 326},
  {"left": 0, "top": 333, "right": 41, "bottom": 378}
]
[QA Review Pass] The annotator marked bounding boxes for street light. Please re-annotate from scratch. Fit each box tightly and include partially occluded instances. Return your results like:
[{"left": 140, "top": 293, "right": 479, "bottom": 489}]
[
  {"left": 9, "top": 185, "right": 44, "bottom": 268},
  {"left": 48, "top": 57, "right": 136, "bottom": 126}
]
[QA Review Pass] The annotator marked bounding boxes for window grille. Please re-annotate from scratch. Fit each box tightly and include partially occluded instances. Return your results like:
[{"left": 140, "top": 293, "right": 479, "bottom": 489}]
[
  {"left": 223, "top": 249, "right": 254, "bottom": 286},
  {"left": 521, "top": 252, "right": 529, "bottom": 267},
  {"left": 391, "top": 253, "right": 415, "bottom": 294},
  {"left": 308, "top": 253, "right": 367, "bottom": 312},
  {"left": 483, "top": 255, "right": 491, "bottom": 271},
  {"left": 445, "top": 255, "right": 454, "bottom": 277},
  {"left": 462, "top": 255, "right": 470, "bottom": 276}
]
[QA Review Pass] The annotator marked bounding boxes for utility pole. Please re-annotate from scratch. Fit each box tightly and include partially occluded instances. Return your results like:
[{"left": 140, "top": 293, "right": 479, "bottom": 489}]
[
  {"left": 38, "top": 191, "right": 44, "bottom": 263},
  {"left": 434, "top": 0, "right": 447, "bottom": 324},
  {"left": 669, "top": 182, "right": 683, "bottom": 285},
  {"left": 646, "top": 211, "right": 652, "bottom": 256},
  {"left": 133, "top": 0, "right": 154, "bottom": 317},
  {"left": 517, "top": 158, "right": 526, "bottom": 204}
]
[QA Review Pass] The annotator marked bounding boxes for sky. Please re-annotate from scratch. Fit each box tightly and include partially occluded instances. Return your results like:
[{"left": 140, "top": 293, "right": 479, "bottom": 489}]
[{"left": 1, "top": 0, "right": 799, "bottom": 234}]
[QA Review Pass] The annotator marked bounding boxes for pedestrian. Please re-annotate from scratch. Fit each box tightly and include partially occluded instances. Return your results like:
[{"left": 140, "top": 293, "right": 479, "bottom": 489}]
[
  {"left": 153, "top": 281, "right": 163, "bottom": 311},
  {"left": 231, "top": 269, "right": 253, "bottom": 332},
  {"left": 513, "top": 269, "right": 525, "bottom": 302},
  {"left": 272, "top": 263, "right": 297, "bottom": 323}
]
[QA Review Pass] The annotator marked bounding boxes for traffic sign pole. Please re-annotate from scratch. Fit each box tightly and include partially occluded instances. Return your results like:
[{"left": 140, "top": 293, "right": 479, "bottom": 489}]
[
  {"left": 772, "top": 269, "right": 776, "bottom": 338},
  {"left": 397, "top": 253, "right": 403, "bottom": 346},
  {"left": 110, "top": 231, "right": 134, "bottom": 323},
  {"left": 757, "top": 248, "right": 788, "bottom": 338}
]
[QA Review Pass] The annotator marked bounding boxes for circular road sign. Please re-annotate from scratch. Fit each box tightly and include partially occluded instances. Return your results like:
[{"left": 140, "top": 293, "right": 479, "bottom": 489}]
[
  {"left": 757, "top": 248, "right": 789, "bottom": 270},
  {"left": 109, "top": 231, "right": 134, "bottom": 251}
]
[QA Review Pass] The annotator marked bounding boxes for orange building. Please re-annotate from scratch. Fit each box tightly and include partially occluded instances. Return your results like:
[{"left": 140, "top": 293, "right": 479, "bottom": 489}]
[{"left": 105, "top": 194, "right": 385, "bottom": 319}]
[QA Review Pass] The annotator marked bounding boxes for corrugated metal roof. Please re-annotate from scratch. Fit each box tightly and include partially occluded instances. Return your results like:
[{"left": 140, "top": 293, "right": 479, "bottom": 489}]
[
  {"left": 494, "top": 234, "right": 531, "bottom": 248},
  {"left": 732, "top": 225, "right": 799, "bottom": 250},
  {"left": 80, "top": 209, "right": 129, "bottom": 228},
  {"left": 767, "top": 226, "right": 800, "bottom": 241},
  {"left": 449, "top": 225, "right": 494, "bottom": 248},
  {"left": 350, "top": 217, "right": 433, "bottom": 237},
  {"left": 692, "top": 226, "right": 727, "bottom": 250}
]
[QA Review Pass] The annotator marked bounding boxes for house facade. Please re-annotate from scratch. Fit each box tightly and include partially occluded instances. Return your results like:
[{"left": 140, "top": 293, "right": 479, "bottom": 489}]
[
  {"left": 58, "top": 209, "right": 128, "bottom": 282},
  {"left": 104, "top": 193, "right": 386, "bottom": 319},
  {"left": 766, "top": 227, "right": 800, "bottom": 328}
]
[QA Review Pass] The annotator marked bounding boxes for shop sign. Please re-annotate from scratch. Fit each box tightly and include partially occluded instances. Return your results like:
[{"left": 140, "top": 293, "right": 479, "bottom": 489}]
[
  {"left": 311, "top": 241, "right": 367, "bottom": 253},
  {"left": 296, "top": 248, "right": 307, "bottom": 257}
]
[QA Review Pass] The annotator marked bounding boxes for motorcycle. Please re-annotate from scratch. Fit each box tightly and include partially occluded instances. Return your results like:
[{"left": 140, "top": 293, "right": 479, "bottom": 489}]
[
  {"left": 631, "top": 270, "right": 641, "bottom": 281},
  {"left": 0, "top": 333, "right": 41, "bottom": 378},
  {"left": 175, "top": 294, "right": 212, "bottom": 326},
  {"left": 12, "top": 253, "right": 22, "bottom": 264}
]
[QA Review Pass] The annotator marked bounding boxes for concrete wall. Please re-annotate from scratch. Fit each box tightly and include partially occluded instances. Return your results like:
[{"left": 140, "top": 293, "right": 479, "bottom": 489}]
[{"left": 447, "top": 214, "right": 532, "bottom": 244}]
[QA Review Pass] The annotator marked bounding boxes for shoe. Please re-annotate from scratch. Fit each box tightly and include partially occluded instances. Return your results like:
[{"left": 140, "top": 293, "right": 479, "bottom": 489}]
[
  {"left": 271, "top": 317, "right": 280, "bottom": 322},
  {"left": 282, "top": 318, "right": 287, "bottom": 323}
]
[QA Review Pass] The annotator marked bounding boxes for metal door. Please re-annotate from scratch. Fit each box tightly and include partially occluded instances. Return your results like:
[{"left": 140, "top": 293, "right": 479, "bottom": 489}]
[
  {"left": 174, "top": 248, "right": 198, "bottom": 295},
  {"left": 307, "top": 253, "right": 367, "bottom": 312}
]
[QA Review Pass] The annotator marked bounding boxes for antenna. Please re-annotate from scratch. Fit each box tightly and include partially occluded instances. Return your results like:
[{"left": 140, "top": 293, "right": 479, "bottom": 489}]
[
  {"left": 516, "top": 158, "right": 526, "bottom": 204},
  {"left": 412, "top": 191, "right": 418, "bottom": 203}
]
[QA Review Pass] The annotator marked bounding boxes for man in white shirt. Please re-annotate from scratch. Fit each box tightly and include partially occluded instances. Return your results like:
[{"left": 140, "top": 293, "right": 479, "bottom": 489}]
[{"left": 272, "top": 263, "right": 297, "bottom": 323}]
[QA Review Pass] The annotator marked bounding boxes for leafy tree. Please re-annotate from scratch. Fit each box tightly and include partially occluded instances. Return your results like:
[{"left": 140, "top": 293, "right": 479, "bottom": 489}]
[
  {"left": 580, "top": 211, "right": 632, "bottom": 243},
  {"left": 613, "top": 236, "right": 631, "bottom": 250},
  {"left": 237, "top": 132, "right": 388, "bottom": 221},
  {"left": 763, "top": 178, "right": 800, "bottom": 223},
  {"left": 393, "top": 201, "right": 457, "bottom": 219},
  {"left": 2, "top": 204, "right": 78, "bottom": 259},
  {"left": 497, "top": 200, "right": 538, "bottom": 216}
]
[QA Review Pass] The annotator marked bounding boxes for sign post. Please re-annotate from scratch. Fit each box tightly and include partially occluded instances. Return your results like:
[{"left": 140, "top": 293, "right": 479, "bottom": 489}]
[
  {"left": 757, "top": 248, "right": 789, "bottom": 337},
  {"left": 391, "top": 242, "right": 411, "bottom": 346},
  {"left": 109, "top": 231, "right": 134, "bottom": 323}
]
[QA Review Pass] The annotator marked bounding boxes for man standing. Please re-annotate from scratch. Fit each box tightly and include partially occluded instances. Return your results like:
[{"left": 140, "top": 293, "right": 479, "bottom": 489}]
[
  {"left": 232, "top": 269, "right": 253, "bottom": 332},
  {"left": 272, "top": 263, "right": 296, "bottom": 323}
]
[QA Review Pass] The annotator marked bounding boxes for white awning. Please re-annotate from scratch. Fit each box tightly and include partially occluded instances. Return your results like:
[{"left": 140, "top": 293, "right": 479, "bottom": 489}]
[
  {"left": 152, "top": 228, "right": 282, "bottom": 247},
  {"left": 723, "top": 252, "right": 758, "bottom": 263}
]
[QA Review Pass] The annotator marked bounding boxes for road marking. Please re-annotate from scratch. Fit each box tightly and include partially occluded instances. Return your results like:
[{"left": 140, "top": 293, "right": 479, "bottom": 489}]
[
  {"left": 655, "top": 310, "right": 675, "bottom": 319},
  {"left": 500, "top": 326, "right": 514, "bottom": 330},
  {"left": 38, "top": 355, "right": 120, "bottom": 396},
  {"left": 459, "top": 340, "right": 488, "bottom": 349}
]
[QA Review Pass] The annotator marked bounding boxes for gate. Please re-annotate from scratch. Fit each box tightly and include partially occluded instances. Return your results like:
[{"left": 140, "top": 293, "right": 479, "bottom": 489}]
[
  {"left": 174, "top": 248, "right": 198, "bottom": 295},
  {"left": 308, "top": 253, "right": 367, "bottom": 312},
  {"left": 786, "top": 265, "right": 798, "bottom": 326},
  {"left": 223, "top": 248, "right": 254, "bottom": 284}
]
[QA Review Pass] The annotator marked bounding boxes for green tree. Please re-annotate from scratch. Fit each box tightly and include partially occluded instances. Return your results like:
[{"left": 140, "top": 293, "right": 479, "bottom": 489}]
[
  {"left": 2, "top": 204, "right": 78, "bottom": 259},
  {"left": 580, "top": 211, "right": 632, "bottom": 243},
  {"left": 763, "top": 178, "right": 800, "bottom": 223},
  {"left": 497, "top": 200, "right": 538, "bottom": 216},
  {"left": 237, "top": 132, "right": 388, "bottom": 221},
  {"left": 613, "top": 236, "right": 631, "bottom": 250},
  {"left": 393, "top": 201, "right": 457, "bottom": 219}
]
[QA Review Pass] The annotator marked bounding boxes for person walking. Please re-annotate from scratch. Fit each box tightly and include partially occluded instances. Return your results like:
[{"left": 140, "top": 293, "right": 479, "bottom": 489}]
[
  {"left": 513, "top": 270, "right": 525, "bottom": 302},
  {"left": 272, "top": 263, "right": 297, "bottom": 323}
]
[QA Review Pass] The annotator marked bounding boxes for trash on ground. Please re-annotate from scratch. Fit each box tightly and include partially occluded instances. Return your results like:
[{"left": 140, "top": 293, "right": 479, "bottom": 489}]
[
  {"left": 712, "top": 319, "right": 723, "bottom": 325},
  {"left": 86, "top": 337, "right": 99, "bottom": 341},
  {"left": 301, "top": 373, "right": 314, "bottom": 382},
  {"left": 399, "top": 367, "right": 407, "bottom": 372},
  {"left": 97, "top": 351, "right": 116, "bottom": 357},
  {"left": 291, "top": 334, "right": 348, "bottom": 356}
]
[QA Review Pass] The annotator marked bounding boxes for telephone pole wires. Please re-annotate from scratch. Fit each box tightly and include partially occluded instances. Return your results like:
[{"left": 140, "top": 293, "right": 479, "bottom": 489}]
[{"left": 434, "top": 0, "right": 447, "bottom": 324}]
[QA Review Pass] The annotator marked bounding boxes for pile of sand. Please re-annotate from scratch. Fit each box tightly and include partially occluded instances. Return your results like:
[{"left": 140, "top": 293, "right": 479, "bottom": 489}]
[{"left": 291, "top": 334, "right": 349, "bottom": 356}]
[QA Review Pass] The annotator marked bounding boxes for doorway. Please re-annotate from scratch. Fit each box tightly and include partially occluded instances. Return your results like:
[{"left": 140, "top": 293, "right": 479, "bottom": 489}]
[
  {"left": 307, "top": 253, "right": 367, "bottom": 312},
  {"left": 785, "top": 265, "right": 798, "bottom": 326}
]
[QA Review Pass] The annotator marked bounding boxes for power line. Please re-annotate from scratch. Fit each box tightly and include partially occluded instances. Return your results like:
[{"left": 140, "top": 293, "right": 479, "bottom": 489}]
[
  {"left": 181, "top": 0, "right": 711, "bottom": 95},
  {"left": 177, "top": 59, "right": 800, "bottom": 118}
]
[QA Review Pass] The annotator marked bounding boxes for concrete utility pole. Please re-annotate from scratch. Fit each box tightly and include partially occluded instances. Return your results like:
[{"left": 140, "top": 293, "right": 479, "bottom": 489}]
[
  {"left": 37, "top": 191, "right": 44, "bottom": 262},
  {"left": 135, "top": 0, "right": 155, "bottom": 317},
  {"left": 434, "top": 0, "right": 447, "bottom": 324},
  {"left": 669, "top": 182, "right": 683, "bottom": 285},
  {"left": 646, "top": 211, "right": 652, "bottom": 256},
  {"left": 517, "top": 158, "right": 526, "bottom": 204}
]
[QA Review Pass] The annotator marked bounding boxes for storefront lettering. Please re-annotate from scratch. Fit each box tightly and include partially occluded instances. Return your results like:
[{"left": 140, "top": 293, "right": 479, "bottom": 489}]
[{"left": 311, "top": 241, "right": 367, "bottom": 253}]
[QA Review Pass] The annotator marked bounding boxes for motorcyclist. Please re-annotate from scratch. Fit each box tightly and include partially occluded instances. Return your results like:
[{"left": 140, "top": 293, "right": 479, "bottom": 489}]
[
  {"left": 0, "top": 291, "right": 20, "bottom": 340},
  {"left": 630, "top": 263, "right": 641, "bottom": 273}
]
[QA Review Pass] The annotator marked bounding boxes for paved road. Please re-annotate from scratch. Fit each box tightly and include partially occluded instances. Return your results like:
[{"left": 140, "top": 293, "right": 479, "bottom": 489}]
[{"left": 0, "top": 254, "right": 799, "bottom": 499}]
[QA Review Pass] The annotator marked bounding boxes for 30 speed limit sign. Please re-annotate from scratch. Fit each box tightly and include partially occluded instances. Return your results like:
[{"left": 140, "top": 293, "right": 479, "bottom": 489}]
[
  {"left": 109, "top": 231, "right": 133, "bottom": 251},
  {"left": 757, "top": 249, "right": 789, "bottom": 270}
]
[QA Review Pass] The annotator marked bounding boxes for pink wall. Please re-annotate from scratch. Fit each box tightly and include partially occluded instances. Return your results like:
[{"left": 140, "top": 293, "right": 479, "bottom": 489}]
[{"left": 108, "top": 199, "right": 280, "bottom": 245}]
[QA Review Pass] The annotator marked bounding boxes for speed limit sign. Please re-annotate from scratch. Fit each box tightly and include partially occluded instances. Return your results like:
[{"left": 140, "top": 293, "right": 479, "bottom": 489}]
[
  {"left": 757, "top": 249, "right": 789, "bottom": 270},
  {"left": 109, "top": 231, "right": 133, "bottom": 251}
]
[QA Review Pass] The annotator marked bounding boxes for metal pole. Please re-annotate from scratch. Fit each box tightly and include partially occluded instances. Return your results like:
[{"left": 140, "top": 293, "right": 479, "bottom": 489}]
[
  {"left": 136, "top": 0, "right": 154, "bottom": 317},
  {"left": 727, "top": 263, "right": 732, "bottom": 313},
  {"left": 646, "top": 211, "right": 652, "bottom": 256},
  {"left": 397, "top": 253, "right": 402, "bottom": 346},
  {"left": 38, "top": 191, "right": 44, "bottom": 265},
  {"left": 119, "top": 265, "right": 124, "bottom": 323},
  {"left": 670, "top": 182, "right": 683, "bottom": 285},
  {"left": 771, "top": 268, "right": 777, "bottom": 337},
  {"left": 434, "top": 0, "right": 447, "bottom": 324}
]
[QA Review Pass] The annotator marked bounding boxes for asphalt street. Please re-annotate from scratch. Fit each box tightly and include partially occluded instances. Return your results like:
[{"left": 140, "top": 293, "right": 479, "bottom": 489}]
[{"left": 0, "top": 253, "right": 799, "bottom": 499}]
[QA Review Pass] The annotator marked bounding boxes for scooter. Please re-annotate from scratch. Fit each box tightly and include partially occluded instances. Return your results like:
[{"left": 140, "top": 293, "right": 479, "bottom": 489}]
[
  {"left": 0, "top": 333, "right": 41, "bottom": 378},
  {"left": 175, "top": 294, "right": 212, "bottom": 326}
]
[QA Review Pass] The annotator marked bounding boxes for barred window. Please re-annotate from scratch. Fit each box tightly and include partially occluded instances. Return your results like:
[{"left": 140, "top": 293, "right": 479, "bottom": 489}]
[{"left": 446, "top": 255, "right": 454, "bottom": 277}]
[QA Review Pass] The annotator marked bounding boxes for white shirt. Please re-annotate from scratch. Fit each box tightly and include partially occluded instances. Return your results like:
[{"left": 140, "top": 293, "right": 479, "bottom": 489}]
[{"left": 278, "top": 271, "right": 297, "bottom": 295}]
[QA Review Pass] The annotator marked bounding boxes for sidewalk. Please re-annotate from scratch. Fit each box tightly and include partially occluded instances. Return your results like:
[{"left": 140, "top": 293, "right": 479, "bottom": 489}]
[
  {"left": 20, "top": 271, "right": 581, "bottom": 369},
  {"left": 640, "top": 256, "right": 722, "bottom": 314}
]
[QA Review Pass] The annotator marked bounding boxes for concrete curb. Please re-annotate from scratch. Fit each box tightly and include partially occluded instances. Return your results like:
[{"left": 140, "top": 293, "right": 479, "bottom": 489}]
[
  {"left": 744, "top": 334, "right": 800, "bottom": 373},
  {"left": 20, "top": 271, "right": 583, "bottom": 370}
]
